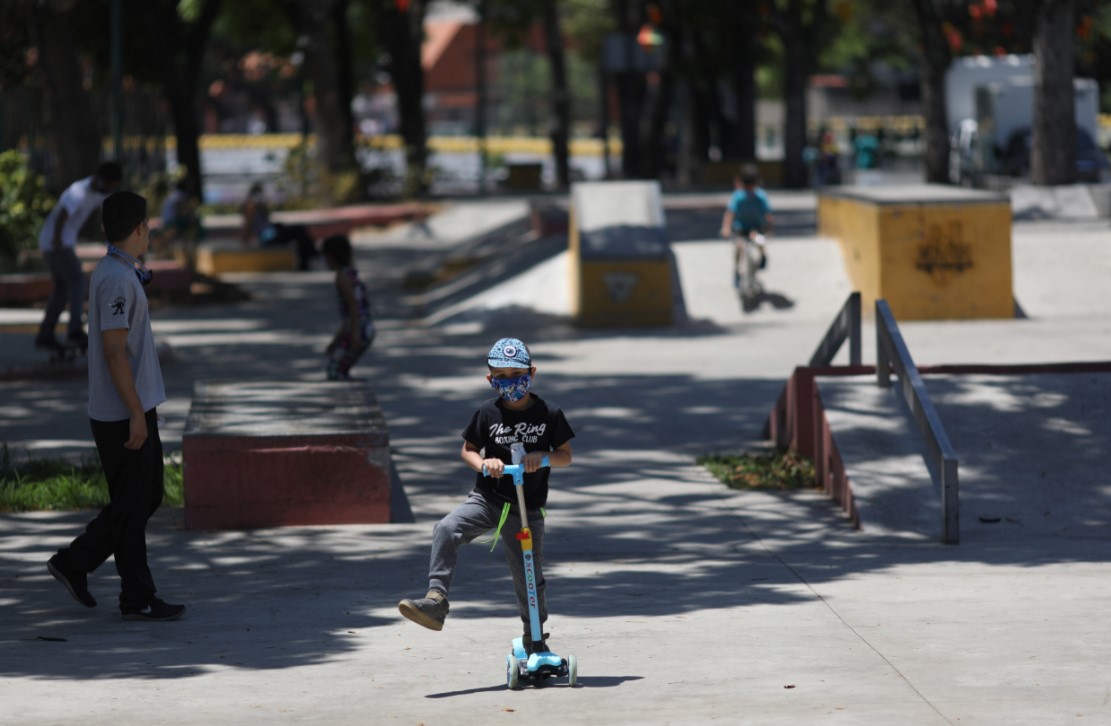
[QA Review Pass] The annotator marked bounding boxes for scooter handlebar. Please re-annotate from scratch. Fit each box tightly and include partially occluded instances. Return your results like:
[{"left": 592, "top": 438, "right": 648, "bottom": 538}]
[{"left": 483, "top": 456, "right": 551, "bottom": 486}]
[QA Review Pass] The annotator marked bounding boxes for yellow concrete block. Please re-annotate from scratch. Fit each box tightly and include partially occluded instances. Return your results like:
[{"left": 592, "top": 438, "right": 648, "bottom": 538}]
[
  {"left": 195, "top": 244, "right": 296, "bottom": 276},
  {"left": 819, "top": 185, "right": 1012, "bottom": 320},
  {"left": 569, "top": 181, "right": 674, "bottom": 327},
  {"left": 574, "top": 259, "right": 674, "bottom": 327}
]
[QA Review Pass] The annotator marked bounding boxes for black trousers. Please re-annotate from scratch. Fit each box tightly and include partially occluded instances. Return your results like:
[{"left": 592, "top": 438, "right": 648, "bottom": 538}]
[{"left": 60, "top": 409, "right": 164, "bottom": 611}]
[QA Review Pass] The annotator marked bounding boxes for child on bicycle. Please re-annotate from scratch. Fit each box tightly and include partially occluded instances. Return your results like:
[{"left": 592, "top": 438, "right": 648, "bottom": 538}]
[
  {"left": 720, "top": 170, "right": 774, "bottom": 289},
  {"left": 398, "top": 337, "right": 575, "bottom": 654}
]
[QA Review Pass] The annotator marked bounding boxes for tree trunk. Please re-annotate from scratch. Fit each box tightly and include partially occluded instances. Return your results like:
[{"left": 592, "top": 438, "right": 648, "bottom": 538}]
[
  {"left": 910, "top": 0, "right": 953, "bottom": 184},
  {"left": 1031, "top": 0, "right": 1076, "bottom": 185},
  {"left": 643, "top": 68, "right": 674, "bottom": 180},
  {"left": 141, "top": 0, "right": 222, "bottom": 201},
  {"left": 773, "top": 0, "right": 827, "bottom": 189},
  {"left": 686, "top": 28, "right": 723, "bottom": 169},
  {"left": 35, "top": 0, "right": 100, "bottom": 192},
  {"left": 728, "top": 3, "right": 759, "bottom": 161},
  {"left": 615, "top": 75, "right": 645, "bottom": 177},
  {"left": 298, "top": 0, "right": 358, "bottom": 201},
  {"left": 166, "top": 86, "right": 204, "bottom": 201},
  {"left": 385, "top": 1, "right": 429, "bottom": 197},
  {"left": 541, "top": 0, "right": 571, "bottom": 189},
  {"left": 613, "top": 0, "right": 646, "bottom": 178},
  {"left": 781, "top": 46, "right": 808, "bottom": 188}
]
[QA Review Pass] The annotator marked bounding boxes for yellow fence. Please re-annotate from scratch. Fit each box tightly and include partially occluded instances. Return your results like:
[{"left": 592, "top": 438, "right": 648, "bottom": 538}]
[
  {"left": 105, "top": 112, "right": 1111, "bottom": 158},
  {"left": 147, "top": 133, "right": 626, "bottom": 156}
]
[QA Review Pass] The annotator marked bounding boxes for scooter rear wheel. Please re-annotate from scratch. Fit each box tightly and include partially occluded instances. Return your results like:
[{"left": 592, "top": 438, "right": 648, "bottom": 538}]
[{"left": 567, "top": 654, "right": 578, "bottom": 687}]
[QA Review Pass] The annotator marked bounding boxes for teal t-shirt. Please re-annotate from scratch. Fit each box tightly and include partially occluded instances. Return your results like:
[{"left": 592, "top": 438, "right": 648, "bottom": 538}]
[{"left": 729, "top": 189, "right": 770, "bottom": 231}]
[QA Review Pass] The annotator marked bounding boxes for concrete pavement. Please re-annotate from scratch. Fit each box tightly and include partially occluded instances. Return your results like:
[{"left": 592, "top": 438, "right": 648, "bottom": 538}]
[{"left": 2, "top": 183, "right": 1111, "bottom": 724}]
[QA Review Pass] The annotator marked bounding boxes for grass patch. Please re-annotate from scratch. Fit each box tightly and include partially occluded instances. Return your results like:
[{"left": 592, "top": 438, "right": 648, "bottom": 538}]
[
  {"left": 0, "top": 444, "right": 184, "bottom": 512},
  {"left": 698, "top": 449, "right": 818, "bottom": 491}
]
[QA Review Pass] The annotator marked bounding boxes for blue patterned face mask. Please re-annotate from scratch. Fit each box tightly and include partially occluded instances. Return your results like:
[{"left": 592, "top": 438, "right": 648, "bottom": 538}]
[{"left": 490, "top": 373, "right": 532, "bottom": 402}]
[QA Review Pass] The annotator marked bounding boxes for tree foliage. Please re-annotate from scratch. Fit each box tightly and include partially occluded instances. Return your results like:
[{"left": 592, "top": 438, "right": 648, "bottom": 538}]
[{"left": 0, "top": 150, "right": 53, "bottom": 267}]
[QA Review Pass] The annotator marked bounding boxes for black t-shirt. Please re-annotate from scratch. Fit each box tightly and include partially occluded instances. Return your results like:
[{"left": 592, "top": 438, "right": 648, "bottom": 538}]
[{"left": 462, "top": 394, "right": 575, "bottom": 509}]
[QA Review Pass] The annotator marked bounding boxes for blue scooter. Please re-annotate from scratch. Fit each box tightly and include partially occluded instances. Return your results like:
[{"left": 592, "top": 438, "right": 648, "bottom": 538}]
[{"left": 485, "top": 456, "right": 578, "bottom": 689}]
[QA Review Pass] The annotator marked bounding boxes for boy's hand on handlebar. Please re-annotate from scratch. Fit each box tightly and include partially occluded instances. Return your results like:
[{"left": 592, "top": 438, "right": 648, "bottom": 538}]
[
  {"left": 482, "top": 458, "right": 505, "bottom": 478},
  {"left": 522, "top": 452, "right": 547, "bottom": 473}
]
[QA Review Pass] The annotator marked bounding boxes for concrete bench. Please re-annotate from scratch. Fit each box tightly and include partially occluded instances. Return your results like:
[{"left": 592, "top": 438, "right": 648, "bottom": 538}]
[
  {"left": 0, "top": 273, "right": 53, "bottom": 306},
  {"left": 0, "top": 248, "right": 191, "bottom": 305},
  {"left": 192, "top": 202, "right": 428, "bottom": 240},
  {"left": 182, "top": 379, "right": 391, "bottom": 530},
  {"left": 192, "top": 239, "right": 297, "bottom": 276},
  {"left": 568, "top": 180, "right": 674, "bottom": 327},
  {"left": 818, "top": 184, "right": 1013, "bottom": 320}
]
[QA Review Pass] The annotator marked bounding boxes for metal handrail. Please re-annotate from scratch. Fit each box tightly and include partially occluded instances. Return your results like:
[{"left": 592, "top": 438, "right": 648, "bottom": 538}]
[
  {"left": 875, "top": 300, "right": 960, "bottom": 544},
  {"left": 809, "top": 291, "right": 862, "bottom": 367},
  {"left": 762, "top": 292, "right": 862, "bottom": 444}
]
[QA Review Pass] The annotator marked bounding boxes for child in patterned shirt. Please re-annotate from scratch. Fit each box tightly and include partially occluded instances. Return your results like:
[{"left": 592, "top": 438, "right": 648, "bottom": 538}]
[{"left": 322, "top": 234, "right": 375, "bottom": 380}]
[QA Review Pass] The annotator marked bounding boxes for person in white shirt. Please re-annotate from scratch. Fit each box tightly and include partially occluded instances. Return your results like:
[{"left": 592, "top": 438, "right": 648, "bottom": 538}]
[{"left": 35, "top": 162, "right": 123, "bottom": 350}]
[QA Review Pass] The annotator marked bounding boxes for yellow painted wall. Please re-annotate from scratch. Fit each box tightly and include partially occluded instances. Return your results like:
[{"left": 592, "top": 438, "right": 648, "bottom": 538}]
[
  {"left": 877, "top": 201, "right": 1012, "bottom": 319},
  {"left": 574, "top": 259, "right": 673, "bottom": 327},
  {"left": 819, "top": 195, "right": 882, "bottom": 308}
]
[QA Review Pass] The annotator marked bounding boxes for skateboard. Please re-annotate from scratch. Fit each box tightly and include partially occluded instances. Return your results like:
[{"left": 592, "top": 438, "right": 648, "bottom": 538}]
[{"left": 43, "top": 340, "right": 87, "bottom": 364}]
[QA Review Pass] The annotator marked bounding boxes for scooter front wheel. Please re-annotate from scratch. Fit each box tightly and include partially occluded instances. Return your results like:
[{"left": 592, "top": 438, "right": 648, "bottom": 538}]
[
  {"left": 567, "top": 654, "right": 578, "bottom": 687},
  {"left": 506, "top": 654, "right": 520, "bottom": 690}
]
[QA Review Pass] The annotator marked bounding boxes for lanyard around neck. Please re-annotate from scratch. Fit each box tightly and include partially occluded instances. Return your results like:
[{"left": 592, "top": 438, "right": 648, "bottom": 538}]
[{"left": 107, "top": 244, "right": 152, "bottom": 285}]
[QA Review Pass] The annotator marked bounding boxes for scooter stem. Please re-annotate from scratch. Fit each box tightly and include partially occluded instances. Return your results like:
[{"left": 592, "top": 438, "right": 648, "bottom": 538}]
[{"left": 483, "top": 455, "right": 552, "bottom": 646}]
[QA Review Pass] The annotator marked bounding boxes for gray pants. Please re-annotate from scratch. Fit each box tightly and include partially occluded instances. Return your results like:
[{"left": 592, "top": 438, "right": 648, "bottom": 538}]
[
  {"left": 429, "top": 490, "right": 546, "bottom": 628},
  {"left": 40, "top": 248, "right": 85, "bottom": 339}
]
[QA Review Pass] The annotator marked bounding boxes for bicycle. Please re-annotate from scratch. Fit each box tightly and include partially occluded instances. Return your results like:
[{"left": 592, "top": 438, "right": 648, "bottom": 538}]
[{"left": 732, "top": 231, "right": 766, "bottom": 312}]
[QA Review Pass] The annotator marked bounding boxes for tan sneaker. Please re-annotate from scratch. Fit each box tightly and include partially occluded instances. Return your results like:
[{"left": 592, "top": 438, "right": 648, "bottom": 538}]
[{"left": 398, "top": 589, "right": 449, "bottom": 631}]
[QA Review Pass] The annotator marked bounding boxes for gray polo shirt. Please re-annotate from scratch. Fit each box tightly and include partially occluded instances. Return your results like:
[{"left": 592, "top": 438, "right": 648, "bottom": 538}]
[{"left": 87, "top": 254, "right": 166, "bottom": 422}]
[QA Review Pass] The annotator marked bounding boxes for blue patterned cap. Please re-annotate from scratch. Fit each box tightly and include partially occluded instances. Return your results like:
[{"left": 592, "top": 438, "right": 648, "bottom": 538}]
[{"left": 487, "top": 337, "right": 531, "bottom": 368}]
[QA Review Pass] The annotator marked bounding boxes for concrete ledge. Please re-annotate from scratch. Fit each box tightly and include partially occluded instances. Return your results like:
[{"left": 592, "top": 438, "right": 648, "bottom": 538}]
[
  {"left": 194, "top": 240, "right": 296, "bottom": 276},
  {"left": 569, "top": 180, "right": 673, "bottom": 327},
  {"left": 1, "top": 259, "right": 191, "bottom": 305},
  {"left": 529, "top": 201, "right": 568, "bottom": 237},
  {"left": 143, "top": 260, "right": 193, "bottom": 297},
  {"left": 182, "top": 379, "right": 391, "bottom": 530},
  {"left": 194, "top": 202, "right": 428, "bottom": 240},
  {"left": 818, "top": 184, "right": 1013, "bottom": 320},
  {"left": 0, "top": 274, "right": 53, "bottom": 306}
]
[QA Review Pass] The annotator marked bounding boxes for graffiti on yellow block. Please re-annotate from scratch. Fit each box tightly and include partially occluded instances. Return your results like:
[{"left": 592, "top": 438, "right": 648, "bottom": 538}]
[{"left": 915, "top": 221, "right": 973, "bottom": 285}]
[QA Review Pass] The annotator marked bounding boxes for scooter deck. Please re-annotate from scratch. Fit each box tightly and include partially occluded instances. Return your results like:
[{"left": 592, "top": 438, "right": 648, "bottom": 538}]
[{"left": 510, "top": 637, "right": 567, "bottom": 679}]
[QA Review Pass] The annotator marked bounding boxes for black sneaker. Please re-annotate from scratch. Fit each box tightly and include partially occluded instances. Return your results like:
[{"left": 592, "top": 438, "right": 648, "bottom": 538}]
[
  {"left": 34, "top": 333, "right": 60, "bottom": 351},
  {"left": 523, "top": 630, "right": 551, "bottom": 654},
  {"left": 47, "top": 554, "right": 96, "bottom": 608},
  {"left": 122, "top": 597, "right": 186, "bottom": 622},
  {"left": 65, "top": 331, "right": 88, "bottom": 349},
  {"left": 398, "top": 590, "right": 449, "bottom": 631}
]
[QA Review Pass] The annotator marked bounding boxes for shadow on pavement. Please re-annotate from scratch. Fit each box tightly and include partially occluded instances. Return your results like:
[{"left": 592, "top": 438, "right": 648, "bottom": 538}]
[{"left": 3, "top": 200, "right": 1111, "bottom": 692}]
